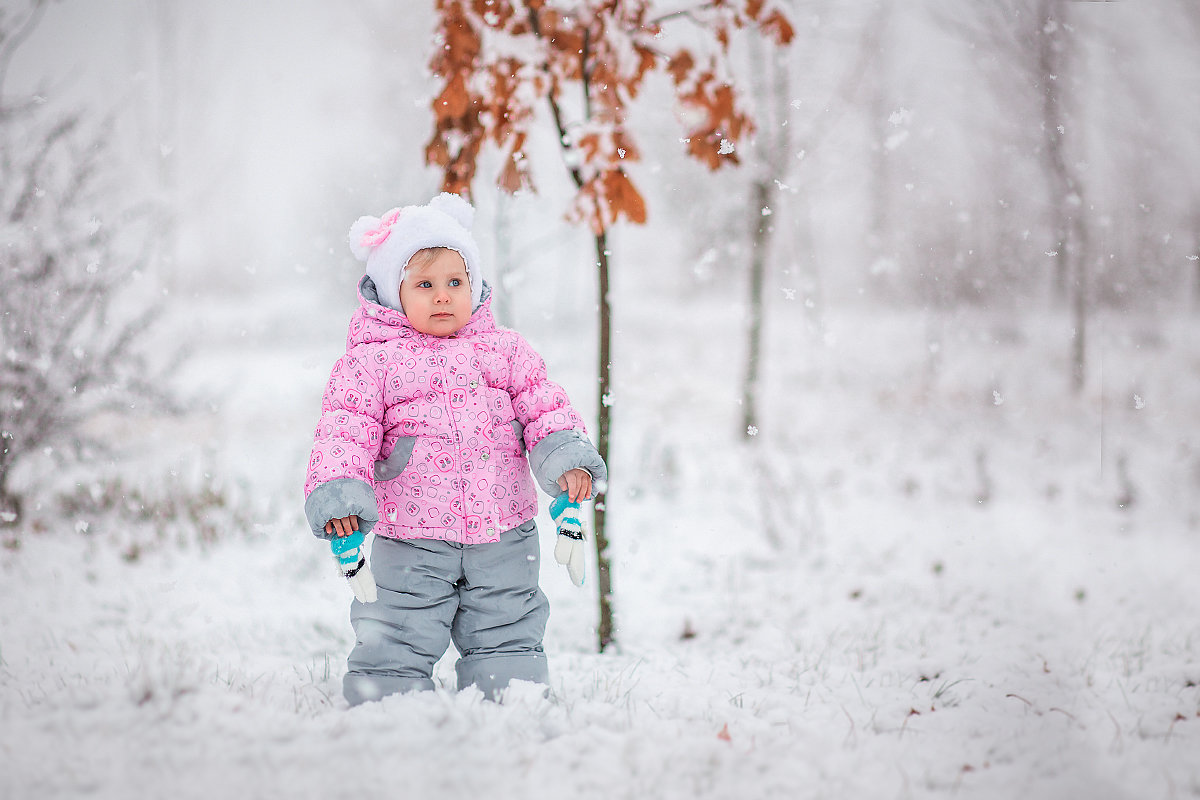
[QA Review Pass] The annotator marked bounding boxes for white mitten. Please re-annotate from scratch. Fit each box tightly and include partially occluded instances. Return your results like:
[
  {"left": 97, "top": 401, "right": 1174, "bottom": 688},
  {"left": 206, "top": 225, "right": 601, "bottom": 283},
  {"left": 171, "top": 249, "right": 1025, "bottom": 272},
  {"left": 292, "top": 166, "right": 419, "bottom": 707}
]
[
  {"left": 329, "top": 530, "right": 377, "bottom": 603},
  {"left": 549, "top": 494, "right": 586, "bottom": 587}
]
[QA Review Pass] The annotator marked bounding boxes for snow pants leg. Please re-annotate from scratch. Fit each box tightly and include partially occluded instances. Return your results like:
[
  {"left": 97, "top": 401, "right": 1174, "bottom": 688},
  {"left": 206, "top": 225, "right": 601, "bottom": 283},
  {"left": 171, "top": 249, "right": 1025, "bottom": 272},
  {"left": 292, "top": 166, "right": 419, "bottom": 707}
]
[{"left": 343, "top": 520, "right": 550, "bottom": 706}]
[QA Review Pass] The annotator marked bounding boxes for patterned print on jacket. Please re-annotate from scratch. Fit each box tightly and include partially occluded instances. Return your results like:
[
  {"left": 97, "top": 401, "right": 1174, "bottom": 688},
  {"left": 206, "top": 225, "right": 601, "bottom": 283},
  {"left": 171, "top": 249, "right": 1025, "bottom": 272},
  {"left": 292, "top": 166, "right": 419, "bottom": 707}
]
[{"left": 304, "top": 279, "right": 585, "bottom": 545}]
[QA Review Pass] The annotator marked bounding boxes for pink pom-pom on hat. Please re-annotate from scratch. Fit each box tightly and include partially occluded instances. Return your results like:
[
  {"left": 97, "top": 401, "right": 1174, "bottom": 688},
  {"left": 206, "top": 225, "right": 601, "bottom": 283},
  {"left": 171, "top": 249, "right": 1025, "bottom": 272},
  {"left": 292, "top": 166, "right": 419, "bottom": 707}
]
[{"left": 348, "top": 193, "right": 485, "bottom": 312}]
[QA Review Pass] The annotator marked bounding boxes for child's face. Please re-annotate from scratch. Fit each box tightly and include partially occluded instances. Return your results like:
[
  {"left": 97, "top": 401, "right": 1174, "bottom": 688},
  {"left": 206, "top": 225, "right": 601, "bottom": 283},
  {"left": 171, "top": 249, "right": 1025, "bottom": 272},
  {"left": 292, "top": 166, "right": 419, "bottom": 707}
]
[{"left": 399, "top": 249, "right": 472, "bottom": 336}]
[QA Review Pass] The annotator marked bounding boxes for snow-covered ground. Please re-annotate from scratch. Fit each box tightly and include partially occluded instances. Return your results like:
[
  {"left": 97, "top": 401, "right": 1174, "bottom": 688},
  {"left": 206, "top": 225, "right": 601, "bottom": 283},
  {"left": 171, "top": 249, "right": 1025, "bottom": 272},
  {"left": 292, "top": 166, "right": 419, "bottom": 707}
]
[{"left": 2, "top": 282, "right": 1198, "bottom": 799}]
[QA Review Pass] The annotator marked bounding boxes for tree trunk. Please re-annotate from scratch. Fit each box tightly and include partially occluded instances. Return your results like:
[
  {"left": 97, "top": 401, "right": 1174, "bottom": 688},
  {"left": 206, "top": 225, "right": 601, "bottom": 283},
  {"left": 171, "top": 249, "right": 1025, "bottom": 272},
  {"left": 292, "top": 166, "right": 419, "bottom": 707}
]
[
  {"left": 1195, "top": 247, "right": 1200, "bottom": 311},
  {"left": 741, "top": 179, "right": 771, "bottom": 439},
  {"left": 739, "top": 36, "right": 791, "bottom": 440},
  {"left": 592, "top": 230, "right": 615, "bottom": 652},
  {"left": 866, "top": 2, "right": 895, "bottom": 283},
  {"left": 1038, "top": 0, "right": 1071, "bottom": 303},
  {"left": 0, "top": 461, "right": 21, "bottom": 527},
  {"left": 1070, "top": 214, "right": 1090, "bottom": 393},
  {"left": 1036, "top": 0, "right": 1089, "bottom": 391},
  {"left": 539, "top": 76, "right": 617, "bottom": 651},
  {"left": 1194, "top": 211, "right": 1200, "bottom": 310}
]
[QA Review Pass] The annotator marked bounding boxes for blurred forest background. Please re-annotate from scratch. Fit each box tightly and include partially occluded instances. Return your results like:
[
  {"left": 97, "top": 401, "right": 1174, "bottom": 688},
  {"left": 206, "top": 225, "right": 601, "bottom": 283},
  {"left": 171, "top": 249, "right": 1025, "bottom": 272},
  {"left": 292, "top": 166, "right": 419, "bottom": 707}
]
[
  {"left": 3, "top": 0, "right": 1199, "bottom": 529},
  {"left": 8, "top": 0, "right": 1197, "bottom": 299}
]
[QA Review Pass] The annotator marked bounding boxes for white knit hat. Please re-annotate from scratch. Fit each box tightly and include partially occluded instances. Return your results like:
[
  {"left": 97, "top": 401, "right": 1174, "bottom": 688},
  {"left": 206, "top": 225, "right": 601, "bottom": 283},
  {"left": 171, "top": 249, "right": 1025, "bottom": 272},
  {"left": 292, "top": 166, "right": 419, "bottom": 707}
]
[{"left": 348, "top": 192, "right": 484, "bottom": 312}]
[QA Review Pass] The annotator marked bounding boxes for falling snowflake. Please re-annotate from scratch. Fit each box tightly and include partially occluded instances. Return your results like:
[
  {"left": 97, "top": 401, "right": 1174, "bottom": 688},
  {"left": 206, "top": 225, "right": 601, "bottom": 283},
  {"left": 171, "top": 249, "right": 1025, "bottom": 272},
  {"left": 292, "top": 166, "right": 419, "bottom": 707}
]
[
  {"left": 885, "top": 130, "right": 909, "bottom": 151},
  {"left": 718, "top": 139, "right": 735, "bottom": 155},
  {"left": 746, "top": 425, "right": 759, "bottom": 437}
]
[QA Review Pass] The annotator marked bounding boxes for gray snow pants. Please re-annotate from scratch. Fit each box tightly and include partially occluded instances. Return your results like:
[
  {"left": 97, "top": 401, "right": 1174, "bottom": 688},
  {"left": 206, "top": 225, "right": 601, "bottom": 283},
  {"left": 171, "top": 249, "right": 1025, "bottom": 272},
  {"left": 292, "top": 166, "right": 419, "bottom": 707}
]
[{"left": 343, "top": 519, "right": 550, "bottom": 706}]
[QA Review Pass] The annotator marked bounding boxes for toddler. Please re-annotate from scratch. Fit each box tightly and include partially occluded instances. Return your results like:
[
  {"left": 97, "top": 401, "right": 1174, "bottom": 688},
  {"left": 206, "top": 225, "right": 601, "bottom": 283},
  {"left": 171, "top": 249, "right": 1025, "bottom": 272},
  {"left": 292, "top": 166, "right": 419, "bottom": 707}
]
[{"left": 303, "top": 193, "right": 606, "bottom": 706}]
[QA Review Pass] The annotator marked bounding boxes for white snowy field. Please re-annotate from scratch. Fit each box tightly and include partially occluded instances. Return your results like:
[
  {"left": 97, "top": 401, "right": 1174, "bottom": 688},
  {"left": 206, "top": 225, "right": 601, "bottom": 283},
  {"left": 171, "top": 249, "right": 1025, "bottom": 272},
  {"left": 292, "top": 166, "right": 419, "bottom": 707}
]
[{"left": 2, "top": 283, "right": 1199, "bottom": 800}]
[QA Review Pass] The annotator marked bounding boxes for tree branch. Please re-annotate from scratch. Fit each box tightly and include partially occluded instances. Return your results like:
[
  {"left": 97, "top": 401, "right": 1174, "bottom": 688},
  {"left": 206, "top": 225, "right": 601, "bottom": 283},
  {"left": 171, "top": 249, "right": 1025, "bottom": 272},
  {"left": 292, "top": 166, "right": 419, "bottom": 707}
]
[
  {"left": 650, "top": 2, "right": 722, "bottom": 28},
  {"left": 10, "top": 114, "right": 79, "bottom": 222},
  {"left": 0, "top": 0, "right": 50, "bottom": 110},
  {"left": 526, "top": 5, "right": 587, "bottom": 191}
]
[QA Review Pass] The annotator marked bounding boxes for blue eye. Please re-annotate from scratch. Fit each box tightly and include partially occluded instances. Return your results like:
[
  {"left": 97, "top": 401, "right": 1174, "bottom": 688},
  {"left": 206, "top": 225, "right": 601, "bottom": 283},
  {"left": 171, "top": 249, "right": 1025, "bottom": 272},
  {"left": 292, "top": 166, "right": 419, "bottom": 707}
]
[
  {"left": 450, "top": 279, "right": 461, "bottom": 287},
  {"left": 418, "top": 280, "right": 432, "bottom": 289}
]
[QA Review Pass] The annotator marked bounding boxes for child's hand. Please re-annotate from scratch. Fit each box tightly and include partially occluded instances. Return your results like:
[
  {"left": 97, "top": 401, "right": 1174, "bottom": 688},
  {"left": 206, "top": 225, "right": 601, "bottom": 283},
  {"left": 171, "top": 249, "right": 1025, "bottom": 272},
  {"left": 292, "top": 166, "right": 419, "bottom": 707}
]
[
  {"left": 556, "top": 469, "right": 593, "bottom": 503},
  {"left": 329, "top": 529, "right": 377, "bottom": 604},
  {"left": 325, "top": 515, "right": 360, "bottom": 537}
]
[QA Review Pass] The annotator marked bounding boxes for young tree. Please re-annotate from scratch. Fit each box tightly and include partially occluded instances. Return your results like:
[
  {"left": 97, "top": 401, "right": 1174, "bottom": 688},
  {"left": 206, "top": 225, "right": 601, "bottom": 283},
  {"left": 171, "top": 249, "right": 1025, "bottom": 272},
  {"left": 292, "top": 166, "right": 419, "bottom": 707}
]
[
  {"left": 426, "top": 0, "right": 793, "bottom": 651},
  {"left": 0, "top": 1, "right": 171, "bottom": 527}
]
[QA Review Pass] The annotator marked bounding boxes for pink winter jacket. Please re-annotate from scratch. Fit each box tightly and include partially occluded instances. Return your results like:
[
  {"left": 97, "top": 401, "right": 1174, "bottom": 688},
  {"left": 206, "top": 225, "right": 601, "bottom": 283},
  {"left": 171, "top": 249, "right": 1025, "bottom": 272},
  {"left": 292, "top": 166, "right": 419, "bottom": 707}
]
[{"left": 303, "top": 279, "right": 604, "bottom": 545}]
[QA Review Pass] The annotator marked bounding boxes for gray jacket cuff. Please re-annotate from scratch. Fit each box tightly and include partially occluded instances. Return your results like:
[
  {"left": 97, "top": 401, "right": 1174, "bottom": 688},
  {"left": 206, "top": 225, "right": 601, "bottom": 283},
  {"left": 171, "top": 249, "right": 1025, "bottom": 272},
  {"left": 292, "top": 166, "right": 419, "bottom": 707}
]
[
  {"left": 304, "top": 478, "right": 379, "bottom": 539},
  {"left": 528, "top": 429, "right": 608, "bottom": 496}
]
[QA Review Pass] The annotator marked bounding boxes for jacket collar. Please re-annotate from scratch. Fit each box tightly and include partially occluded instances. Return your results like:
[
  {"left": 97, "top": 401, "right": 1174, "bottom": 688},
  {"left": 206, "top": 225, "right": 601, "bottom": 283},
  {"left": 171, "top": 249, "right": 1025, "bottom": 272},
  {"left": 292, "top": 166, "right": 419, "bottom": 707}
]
[{"left": 350, "top": 276, "right": 496, "bottom": 347}]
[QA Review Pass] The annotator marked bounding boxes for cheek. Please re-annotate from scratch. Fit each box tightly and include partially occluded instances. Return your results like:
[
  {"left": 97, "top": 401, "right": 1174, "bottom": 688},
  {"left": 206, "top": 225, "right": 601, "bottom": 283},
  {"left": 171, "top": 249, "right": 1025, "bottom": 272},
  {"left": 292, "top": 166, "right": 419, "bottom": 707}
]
[{"left": 400, "top": 289, "right": 428, "bottom": 313}]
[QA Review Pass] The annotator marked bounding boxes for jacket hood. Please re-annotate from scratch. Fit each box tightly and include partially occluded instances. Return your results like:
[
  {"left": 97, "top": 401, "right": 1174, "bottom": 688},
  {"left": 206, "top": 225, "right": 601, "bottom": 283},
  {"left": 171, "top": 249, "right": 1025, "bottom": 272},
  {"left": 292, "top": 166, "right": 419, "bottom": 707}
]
[{"left": 348, "top": 275, "right": 496, "bottom": 349}]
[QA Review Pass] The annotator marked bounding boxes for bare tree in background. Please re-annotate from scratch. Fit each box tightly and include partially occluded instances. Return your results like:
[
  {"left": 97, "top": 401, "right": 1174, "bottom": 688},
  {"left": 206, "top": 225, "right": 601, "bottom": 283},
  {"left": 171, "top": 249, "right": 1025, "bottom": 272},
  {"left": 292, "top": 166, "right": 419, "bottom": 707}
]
[
  {"left": 0, "top": 1, "right": 172, "bottom": 527},
  {"left": 941, "top": 0, "right": 1091, "bottom": 391},
  {"left": 1176, "top": 0, "right": 1200, "bottom": 308},
  {"left": 739, "top": 34, "right": 792, "bottom": 441},
  {"left": 1035, "top": 0, "right": 1091, "bottom": 391},
  {"left": 740, "top": 2, "right": 882, "bottom": 438},
  {"left": 864, "top": 2, "right": 897, "bottom": 287}
]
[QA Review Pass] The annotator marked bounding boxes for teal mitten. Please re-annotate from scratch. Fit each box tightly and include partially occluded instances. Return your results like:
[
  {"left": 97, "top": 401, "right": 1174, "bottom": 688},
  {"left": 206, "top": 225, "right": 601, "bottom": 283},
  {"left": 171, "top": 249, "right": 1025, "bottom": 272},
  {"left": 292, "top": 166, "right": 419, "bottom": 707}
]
[
  {"left": 329, "top": 530, "right": 377, "bottom": 603},
  {"left": 549, "top": 494, "right": 586, "bottom": 587}
]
